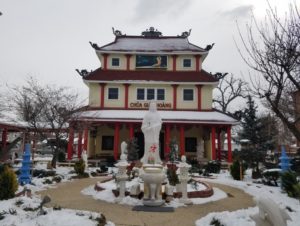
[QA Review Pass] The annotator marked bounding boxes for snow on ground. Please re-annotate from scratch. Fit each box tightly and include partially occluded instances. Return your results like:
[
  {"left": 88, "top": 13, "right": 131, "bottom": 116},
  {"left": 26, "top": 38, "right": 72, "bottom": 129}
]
[
  {"left": 0, "top": 196, "right": 114, "bottom": 226},
  {"left": 195, "top": 170, "right": 300, "bottom": 226},
  {"left": 81, "top": 177, "right": 228, "bottom": 207}
]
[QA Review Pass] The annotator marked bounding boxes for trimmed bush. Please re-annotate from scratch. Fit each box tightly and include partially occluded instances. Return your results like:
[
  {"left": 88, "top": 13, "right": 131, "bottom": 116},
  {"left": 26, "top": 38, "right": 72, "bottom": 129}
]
[
  {"left": 0, "top": 164, "right": 18, "bottom": 200},
  {"left": 230, "top": 160, "right": 244, "bottom": 180},
  {"left": 167, "top": 164, "right": 179, "bottom": 186},
  {"left": 57, "top": 151, "right": 66, "bottom": 162},
  {"left": 262, "top": 169, "right": 280, "bottom": 186},
  {"left": 74, "top": 159, "right": 85, "bottom": 176},
  {"left": 204, "top": 160, "right": 221, "bottom": 174},
  {"left": 281, "top": 170, "right": 299, "bottom": 198}
]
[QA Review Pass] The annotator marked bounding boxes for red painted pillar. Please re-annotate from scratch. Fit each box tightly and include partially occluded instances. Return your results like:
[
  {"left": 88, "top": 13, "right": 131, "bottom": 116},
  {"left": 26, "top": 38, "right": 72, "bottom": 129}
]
[
  {"left": 129, "top": 123, "right": 134, "bottom": 139},
  {"left": 100, "top": 83, "right": 106, "bottom": 109},
  {"left": 83, "top": 127, "right": 88, "bottom": 151},
  {"left": 172, "top": 55, "right": 177, "bottom": 71},
  {"left": 67, "top": 127, "right": 74, "bottom": 160},
  {"left": 179, "top": 125, "right": 185, "bottom": 156},
  {"left": 217, "top": 129, "right": 221, "bottom": 160},
  {"left": 211, "top": 126, "right": 216, "bottom": 160},
  {"left": 126, "top": 54, "right": 131, "bottom": 71},
  {"left": 77, "top": 131, "right": 83, "bottom": 158},
  {"left": 227, "top": 126, "right": 232, "bottom": 163},
  {"left": 172, "top": 84, "right": 178, "bottom": 110},
  {"left": 113, "top": 123, "right": 120, "bottom": 161},
  {"left": 124, "top": 84, "right": 130, "bottom": 109},
  {"left": 197, "top": 85, "right": 202, "bottom": 111},
  {"left": 165, "top": 124, "right": 171, "bottom": 160},
  {"left": 1, "top": 128, "right": 7, "bottom": 150},
  {"left": 103, "top": 54, "right": 108, "bottom": 70},
  {"left": 195, "top": 55, "right": 201, "bottom": 71}
]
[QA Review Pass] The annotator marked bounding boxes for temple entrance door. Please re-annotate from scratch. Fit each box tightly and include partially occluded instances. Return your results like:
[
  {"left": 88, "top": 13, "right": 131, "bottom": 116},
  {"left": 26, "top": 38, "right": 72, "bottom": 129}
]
[
  {"left": 134, "top": 132, "right": 165, "bottom": 160},
  {"left": 135, "top": 132, "right": 144, "bottom": 159}
]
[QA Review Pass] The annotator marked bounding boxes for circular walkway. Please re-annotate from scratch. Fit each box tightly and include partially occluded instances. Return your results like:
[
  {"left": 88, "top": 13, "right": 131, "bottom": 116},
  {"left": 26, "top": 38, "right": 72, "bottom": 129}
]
[{"left": 38, "top": 177, "right": 255, "bottom": 226}]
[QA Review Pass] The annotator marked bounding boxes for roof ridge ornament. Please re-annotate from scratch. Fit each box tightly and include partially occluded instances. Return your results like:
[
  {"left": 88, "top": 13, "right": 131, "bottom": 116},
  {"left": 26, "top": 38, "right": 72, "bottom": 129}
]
[
  {"left": 141, "top": 27, "right": 162, "bottom": 37},
  {"left": 76, "top": 69, "right": 91, "bottom": 77},
  {"left": 112, "top": 27, "right": 124, "bottom": 37},
  {"left": 204, "top": 43, "right": 215, "bottom": 51},
  {"left": 89, "top": 41, "right": 100, "bottom": 50},
  {"left": 179, "top": 29, "right": 192, "bottom": 37}
]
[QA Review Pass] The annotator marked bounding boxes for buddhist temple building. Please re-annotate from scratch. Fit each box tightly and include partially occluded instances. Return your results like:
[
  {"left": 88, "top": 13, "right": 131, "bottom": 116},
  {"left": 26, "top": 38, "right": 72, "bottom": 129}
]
[{"left": 71, "top": 27, "right": 238, "bottom": 163}]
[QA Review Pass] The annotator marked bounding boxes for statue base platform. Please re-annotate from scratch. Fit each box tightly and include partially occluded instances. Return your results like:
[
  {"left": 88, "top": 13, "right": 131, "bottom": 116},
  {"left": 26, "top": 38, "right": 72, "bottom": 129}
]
[{"left": 143, "top": 199, "right": 165, "bottom": 207}]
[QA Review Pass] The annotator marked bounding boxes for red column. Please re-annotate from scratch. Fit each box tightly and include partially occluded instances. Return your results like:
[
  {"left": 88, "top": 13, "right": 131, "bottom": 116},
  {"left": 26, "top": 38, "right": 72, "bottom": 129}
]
[
  {"left": 1, "top": 128, "right": 7, "bottom": 150},
  {"left": 197, "top": 85, "right": 202, "bottom": 111},
  {"left": 165, "top": 124, "right": 171, "bottom": 160},
  {"left": 172, "top": 55, "right": 177, "bottom": 71},
  {"left": 126, "top": 54, "right": 131, "bottom": 71},
  {"left": 211, "top": 126, "right": 216, "bottom": 160},
  {"left": 195, "top": 55, "right": 201, "bottom": 71},
  {"left": 172, "top": 84, "right": 178, "bottom": 110},
  {"left": 227, "top": 126, "right": 232, "bottom": 163},
  {"left": 179, "top": 125, "right": 185, "bottom": 156},
  {"left": 77, "top": 131, "right": 83, "bottom": 158},
  {"left": 124, "top": 84, "right": 130, "bottom": 109},
  {"left": 100, "top": 83, "right": 106, "bottom": 109},
  {"left": 103, "top": 54, "right": 108, "bottom": 70},
  {"left": 83, "top": 127, "right": 88, "bottom": 151},
  {"left": 217, "top": 129, "right": 221, "bottom": 160},
  {"left": 129, "top": 123, "right": 134, "bottom": 139},
  {"left": 113, "top": 123, "right": 120, "bottom": 161},
  {"left": 67, "top": 127, "right": 74, "bottom": 160}
]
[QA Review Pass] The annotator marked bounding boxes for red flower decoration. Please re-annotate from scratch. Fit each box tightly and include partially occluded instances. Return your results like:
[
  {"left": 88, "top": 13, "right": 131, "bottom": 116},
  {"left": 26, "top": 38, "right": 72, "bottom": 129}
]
[{"left": 149, "top": 144, "right": 157, "bottom": 153}]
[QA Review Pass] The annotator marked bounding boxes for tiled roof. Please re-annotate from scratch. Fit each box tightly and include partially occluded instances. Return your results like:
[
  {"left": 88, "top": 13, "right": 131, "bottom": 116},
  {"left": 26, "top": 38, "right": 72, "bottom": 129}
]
[
  {"left": 98, "top": 36, "right": 207, "bottom": 53},
  {"left": 83, "top": 68, "right": 218, "bottom": 83}
]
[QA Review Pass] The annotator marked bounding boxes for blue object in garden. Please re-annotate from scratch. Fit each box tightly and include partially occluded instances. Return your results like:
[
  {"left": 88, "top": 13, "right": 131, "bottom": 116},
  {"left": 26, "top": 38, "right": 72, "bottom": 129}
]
[
  {"left": 18, "top": 143, "right": 32, "bottom": 185},
  {"left": 279, "top": 146, "right": 291, "bottom": 172}
]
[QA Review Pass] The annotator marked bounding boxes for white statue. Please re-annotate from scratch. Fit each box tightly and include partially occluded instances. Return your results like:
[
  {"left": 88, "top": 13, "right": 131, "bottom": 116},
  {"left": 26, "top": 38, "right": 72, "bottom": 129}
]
[
  {"left": 82, "top": 150, "right": 88, "bottom": 171},
  {"left": 141, "top": 101, "right": 162, "bottom": 164},
  {"left": 196, "top": 140, "right": 205, "bottom": 161},
  {"left": 120, "top": 141, "right": 128, "bottom": 161},
  {"left": 250, "top": 196, "right": 291, "bottom": 226}
]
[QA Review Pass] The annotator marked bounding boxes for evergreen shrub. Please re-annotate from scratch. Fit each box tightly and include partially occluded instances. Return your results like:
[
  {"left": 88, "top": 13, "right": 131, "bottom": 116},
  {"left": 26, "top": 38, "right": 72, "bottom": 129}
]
[
  {"left": 74, "top": 159, "right": 85, "bottom": 176},
  {"left": 0, "top": 164, "right": 18, "bottom": 200},
  {"left": 281, "top": 171, "right": 299, "bottom": 198},
  {"left": 230, "top": 160, "right": 243, "bottom": 180},
  {"left": 204, "top": 160, "right": 221, "bottom": 174},
  {"left": 57, "top": 151, "right": 66, "bottom": 162}
]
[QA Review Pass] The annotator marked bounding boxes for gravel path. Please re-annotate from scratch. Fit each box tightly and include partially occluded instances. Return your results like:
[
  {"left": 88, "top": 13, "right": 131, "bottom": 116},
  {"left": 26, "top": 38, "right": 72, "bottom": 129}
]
[{"left": 38, "top": 177, "right": 255, "bottom": 226}]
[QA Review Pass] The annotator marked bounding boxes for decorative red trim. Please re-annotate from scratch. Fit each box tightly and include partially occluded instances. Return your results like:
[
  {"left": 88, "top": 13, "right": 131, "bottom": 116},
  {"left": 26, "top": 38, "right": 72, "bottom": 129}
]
[
  {"left": 103, "top": 54, "right": 109, "bottom": 70},
  {"left": 113, "top": 123, "right": 120, "bottom": 160},
  {"left": 125, "top": 54, "right": 131, "bottom": 71},
  {"left": 197, "top": 85, "right": 202, "bottom": 111},
  {"left": 67, "top": 127, "right": 74, "bottom": 160},
  {"left": 172, "top": 55, "right": 177, "bottom": 71},
  {"left": 227, "top": 126, "right": 232, "bottom": 163},
  {"left": 195, "top": 55, "right": 201, "bottom": 71},
  {"left": 100, "top": 83, "right": 106, "bottom": 109},
  {"left": 1, "top": 128, "right": 7, "bottom": 150},
  {"left": 211, "top": 126, "right": 216, "bottom": 160},
  {"left": 217, "top": 129, "right": 221, "bottom": 161},
  {"left": 165, "top": 124, "right": 171, "bottom": 160},
  {"left": 83, "top": 127, "right": 88, "bottom": 151},
  {"left": 124, "top": 84, "right": 130, "bottom": 109},
  {"left": 172, "top": 84, "right": 178, "bottom": 110},
  {"left": 179, "top": 125, "right": 185, "bottom": 156},
  {"left": 129, "top": 123, "right": 134, "bottom": 139},
  {"left": 78, "top": 131, "right": 83, "bottom": 159}
]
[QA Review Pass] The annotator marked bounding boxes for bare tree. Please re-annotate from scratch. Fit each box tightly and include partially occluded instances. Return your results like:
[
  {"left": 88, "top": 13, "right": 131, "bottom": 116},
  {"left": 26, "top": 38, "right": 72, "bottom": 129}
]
[
  {"left": 237, "top": 2, "right": 300, "bottom": 141},
  {"left": 213, "top": 73, "right": 247, "bottom": 115},
  {"left": 9, "top": 78, "right": 83, "bottom": 167}
]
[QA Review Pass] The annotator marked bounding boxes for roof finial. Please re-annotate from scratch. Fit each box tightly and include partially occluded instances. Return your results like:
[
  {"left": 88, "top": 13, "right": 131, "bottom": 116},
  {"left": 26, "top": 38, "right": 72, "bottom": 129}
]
[
  {"left": 180, "top": 29, "right": 192, "bottom": 37},
  {"left": 112, "top": 27, "right": 123, "bottom": 37},
  {"left": 142, "top": 27, "right": 162, "bottom": 37}
]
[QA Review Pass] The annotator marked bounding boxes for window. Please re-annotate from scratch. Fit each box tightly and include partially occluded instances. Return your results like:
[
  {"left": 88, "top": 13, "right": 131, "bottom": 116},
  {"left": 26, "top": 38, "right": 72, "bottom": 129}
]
[
  {"left": 102, "top": 136, "right": 114, "bottom": 150},
  {"left": 183, "top": 59, "right": 191, "bottom": 67},
  {"left": 136, "top": 88, "right": 165, "bottom": 100},
  {"left": 185, "top": 137, "right": 197, "bottom": 152},
  {"left": 147, "top": 89, "right": 155, "bottom": 100},
  {"left": 183, "top": 89, "right": 194, "bottom": 101},
  {"left": 137, "top": 88, "right": 145, "bottom": 100},
  {"left": 108, "top": 88, "right": 119, "bottom": 100},
  {"left": 157, "top": 89, "right": 165, "bottom": 100},
  {"left": 112, "top": 58, "right": 120, "bottom": 67}
]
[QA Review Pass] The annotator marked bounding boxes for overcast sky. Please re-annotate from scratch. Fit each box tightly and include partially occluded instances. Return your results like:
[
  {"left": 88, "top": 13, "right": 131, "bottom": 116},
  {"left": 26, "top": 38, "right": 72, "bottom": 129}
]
[{"left": 0, "top": 0, "right": 297, "bottom": 108}]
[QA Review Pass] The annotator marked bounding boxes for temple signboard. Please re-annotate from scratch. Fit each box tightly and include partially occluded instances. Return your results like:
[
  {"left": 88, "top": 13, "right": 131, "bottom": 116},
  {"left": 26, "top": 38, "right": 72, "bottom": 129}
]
[{"left": 130, "top": 102, "right": 172, "bottom": 109}]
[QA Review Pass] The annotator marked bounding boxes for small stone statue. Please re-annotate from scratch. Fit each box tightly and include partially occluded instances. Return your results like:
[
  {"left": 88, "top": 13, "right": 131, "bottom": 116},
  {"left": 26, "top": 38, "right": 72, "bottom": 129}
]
[
  {"left": 120, "top": 141, "right": 128, "bottom": 161},
  {"left": 82, "top": 150, "right": 88, "bottom": 171}
]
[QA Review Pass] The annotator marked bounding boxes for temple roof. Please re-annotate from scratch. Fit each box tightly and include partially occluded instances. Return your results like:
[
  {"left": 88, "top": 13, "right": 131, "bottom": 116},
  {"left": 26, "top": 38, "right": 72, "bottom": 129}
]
[
  {"left": 76, "top": 109, "right": 238, "bottom": 125},
  {"left": 83, "top": 68, "right": 218, "bottom": 84}
]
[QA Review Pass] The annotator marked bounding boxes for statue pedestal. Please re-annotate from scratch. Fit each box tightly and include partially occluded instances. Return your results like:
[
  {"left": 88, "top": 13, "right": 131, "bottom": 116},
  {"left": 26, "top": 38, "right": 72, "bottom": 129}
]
[
  {"left": 115, "top": 158, "right": 129, "bottom": 203},
  {"left": 140, "top": 164, "right": 165, "bottom": 206}
]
